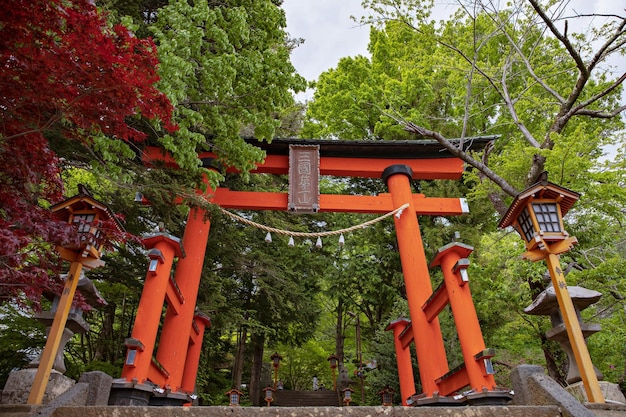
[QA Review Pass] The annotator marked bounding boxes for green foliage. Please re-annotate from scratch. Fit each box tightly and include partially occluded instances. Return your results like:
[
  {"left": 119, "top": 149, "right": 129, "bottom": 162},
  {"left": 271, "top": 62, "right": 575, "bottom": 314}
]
[
  {"left": 0, "top": 304, "right": 46, "bottom": 387},
  {"left": 304, "top": 0, "right": 626, "bottom": 389},
  {"left": 149, "top": 0, "right": 306, "bottom": 186},
  {"left": 5, "top": 0, "right": 626, "bottom": 405}
]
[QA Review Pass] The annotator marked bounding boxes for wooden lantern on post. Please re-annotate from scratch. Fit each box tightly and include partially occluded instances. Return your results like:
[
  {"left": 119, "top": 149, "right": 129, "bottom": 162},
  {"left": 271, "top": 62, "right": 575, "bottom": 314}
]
[
  {"left": 499, "top": 178, "right": 605, "bottom": 404},
  {"left": 225, "top": 388, "right": 243, "bottom": 406},
  {"left": 378, "top": 385, "right": 395, "bottom": 406},
  {"left": 28, "top": 186, "right": 123, "bottom": 405},
  {"left": 270, "top": 352, "right": 282, "bottom": 389},
  {"left": 263, "top": 386, "right": 275, "bottom": 407},
  {"left": 498, "top": 180, "right": 579, "bottom": 258},
  {"left": 51, "top": 186, "right": 124, "bottom": 263},
  {"left": 327, "top": 353, "right": 339, "bottom": 391},
  {"left": 342, "top": 387, "right": 354, "bottom": 406}
]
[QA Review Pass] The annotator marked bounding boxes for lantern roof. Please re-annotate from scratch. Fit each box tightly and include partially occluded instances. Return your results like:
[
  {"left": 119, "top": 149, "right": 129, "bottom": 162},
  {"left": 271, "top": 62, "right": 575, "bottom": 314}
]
[
  {"left": 50, "top": 185, "right": 124, "bottom": 233},
  {"left": 498, "top": 180, "right": 580, "bottom": 229},
  {"left": 225, "top": 388, "right": 243, "bottom": 395},
  {"left": 193, "top": 311, "right": 212, "bottom": 328},
  {"left": 377, "top": 385, "right": 395, "bottom": 395}
]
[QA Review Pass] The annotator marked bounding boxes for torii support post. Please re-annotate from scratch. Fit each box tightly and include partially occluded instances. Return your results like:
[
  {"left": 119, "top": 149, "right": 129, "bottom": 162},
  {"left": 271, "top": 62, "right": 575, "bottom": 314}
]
[
  {"left": 385, "top": 318, "right": 415, "bottom": 405},
  {"left": 383, "top": 165, "right": 448, "bottom": 396},
  {"left": 428, "top": 242, "right": 496, "bottom": 394},
  {"left": 156, "top": 208, "right": 211, "bottom": 392},
  {"left": 155, "top": 207, "right": 212, "bottom": 394},
  {"left": 181, "top": 312, "right": 212, "bottom": 393},
  {"left": 120, "top": 233, "right": 183, "bottom": 384}
]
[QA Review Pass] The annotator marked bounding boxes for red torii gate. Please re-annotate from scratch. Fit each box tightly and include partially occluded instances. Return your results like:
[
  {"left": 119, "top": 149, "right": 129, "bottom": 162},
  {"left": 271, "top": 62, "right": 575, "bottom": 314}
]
[{"left": 110, "top": 137, "right": 504, "bottom": 406}]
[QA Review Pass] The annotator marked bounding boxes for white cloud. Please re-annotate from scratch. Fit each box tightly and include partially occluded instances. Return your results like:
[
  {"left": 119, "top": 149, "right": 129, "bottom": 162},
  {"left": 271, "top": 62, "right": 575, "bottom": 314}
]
[{"left": 283, "top": 0, "right": 370, "bottom": 83}]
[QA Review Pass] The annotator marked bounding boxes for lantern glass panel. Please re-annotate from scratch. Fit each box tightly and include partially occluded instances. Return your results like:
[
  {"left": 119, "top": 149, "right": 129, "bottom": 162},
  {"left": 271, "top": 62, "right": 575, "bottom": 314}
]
[
  {"left": 532, "top": 203, "right": 561, "bottom": 233},
  {"left": 518, "top": 207, "right": 535, "bottom": 242},
  {"left": 73, "top": 214, "right": 95, "bottom": 233}
]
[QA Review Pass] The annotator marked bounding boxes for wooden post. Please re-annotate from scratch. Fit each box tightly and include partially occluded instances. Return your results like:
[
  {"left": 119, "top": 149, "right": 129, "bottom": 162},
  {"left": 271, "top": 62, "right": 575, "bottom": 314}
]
[
  {"left": 181, "top": 313, "right": 211, "bottom": 393},
  {"left": 432, "top": 243, "right": 496, "bottom": 392},
  {"left": 545, "top": 253, "right": 604, "bottom": 403},
  {"left": 27, "top": 260, "right": 83, "bottom": 405}
]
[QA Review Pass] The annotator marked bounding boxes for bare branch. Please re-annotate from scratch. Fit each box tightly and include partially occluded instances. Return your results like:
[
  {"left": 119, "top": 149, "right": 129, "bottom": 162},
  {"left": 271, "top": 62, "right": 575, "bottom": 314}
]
[
  {"left": 570, "top": 72, "right": 626, "bottom": 115},
  {"left": 574, "top": 105, "right": 626, "bottom": 119},
  {"left": 528, "top": 0, "right": 587, "bottom": 76},
  {"left": 483, "top": 9, "right": 567, "bottom": 106},
  {"left": 584, "top": 16, "right": 626, "bottom": 74},
  {"left": 500, "top": 58, "right": 543, "bottom": 148},
  {"left": 401, "top": 120, "right": 518, "bottom": 196}
]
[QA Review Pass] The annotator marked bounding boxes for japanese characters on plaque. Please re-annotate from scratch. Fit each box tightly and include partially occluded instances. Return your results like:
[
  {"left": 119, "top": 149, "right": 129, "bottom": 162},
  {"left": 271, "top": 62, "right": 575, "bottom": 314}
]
[{"left": 288, "top": 145, "right": 320, "bottom": 213}]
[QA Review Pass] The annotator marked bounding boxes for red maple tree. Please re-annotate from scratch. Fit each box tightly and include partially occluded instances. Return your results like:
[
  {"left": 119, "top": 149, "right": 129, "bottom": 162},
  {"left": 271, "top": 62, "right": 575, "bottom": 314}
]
[{"left": 0, "top": 0, "right": 176, "bottom": 305}]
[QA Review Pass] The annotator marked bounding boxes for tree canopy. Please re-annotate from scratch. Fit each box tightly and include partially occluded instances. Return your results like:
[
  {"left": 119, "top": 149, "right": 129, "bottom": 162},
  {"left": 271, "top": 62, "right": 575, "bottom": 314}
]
[
  {"left": 0, "top": 0, "right": 175, "bottom": 303},
  {"left": 303, "top": 0, "right": 626, "bottom": 391},
  {"left": 1, "top": 0, "right": 625, "bottom": 405}
]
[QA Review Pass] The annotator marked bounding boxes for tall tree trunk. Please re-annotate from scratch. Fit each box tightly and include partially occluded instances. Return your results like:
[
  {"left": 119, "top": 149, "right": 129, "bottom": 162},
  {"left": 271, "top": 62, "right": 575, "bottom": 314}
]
[
  {"left": 335, "top": 298, "right": 350, "bottom": 391},
  {"left": 249, "top": 332, "right": 265, "bottom": 406},
  {"left": 232, "top": 326, "right": 247, "bottom": 389}
]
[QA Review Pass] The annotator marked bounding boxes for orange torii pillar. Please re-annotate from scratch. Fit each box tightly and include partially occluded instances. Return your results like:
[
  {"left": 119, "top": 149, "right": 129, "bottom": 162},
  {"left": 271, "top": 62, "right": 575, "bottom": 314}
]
[
  {"left": 111, "top": 233, "right": 185, "bottom": 406},
  {"left": 428, "top": 242, "right": 496, "bottom": 394},
  {"left": 155, "top": 207, "right": 212, "bottom": 395},
  {"left": 382, "top": 165, "right": 449, "bottom": 396},
  {"left": 385, "top": 318, "right": 415, "bottom": 405},
  {"left": 181, "top": 312, "right": 212, "bottom": 394},
  {"left": 120, "top": 233, "right": 184, "bottom": 384}
]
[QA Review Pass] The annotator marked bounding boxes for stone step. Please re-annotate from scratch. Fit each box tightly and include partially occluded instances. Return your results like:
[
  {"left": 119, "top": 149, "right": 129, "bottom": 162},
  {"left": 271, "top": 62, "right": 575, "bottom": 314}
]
[
  {"left": 5, "top": 404, "right": 626, "bottom": 417},
  {"left": 47, "top": 405, "right": 562, "bottom": 417},
  {"left": 272, "top": 390, "right": 340, "bottom": 407},
  {"left": 0, "top": 404, "right": 37, "bottom": 417}
]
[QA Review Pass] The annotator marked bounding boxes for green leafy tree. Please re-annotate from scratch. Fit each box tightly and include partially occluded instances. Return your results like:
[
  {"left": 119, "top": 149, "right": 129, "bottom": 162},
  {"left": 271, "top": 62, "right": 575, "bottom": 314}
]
[
  {"left": 148, "top": 0, "right": 306, "bottom": 187},
  {"left": 304, "top": 0, "right": 626, "bottom": 386}
]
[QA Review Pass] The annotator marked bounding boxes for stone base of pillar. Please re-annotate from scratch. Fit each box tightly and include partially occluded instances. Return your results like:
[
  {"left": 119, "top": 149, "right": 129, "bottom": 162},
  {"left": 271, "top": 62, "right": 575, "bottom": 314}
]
[
  {"left": 566, "top": 381, "right": 625, "bottom": 404},
  {"left": 109, "top": 379, "right": 191, "bottom": 406},
  {"left": 0, "top": 368, "right": 75, "bottom": 405},
  {"left": 108, "top": 380, "right": 153, "bottom": 406}
]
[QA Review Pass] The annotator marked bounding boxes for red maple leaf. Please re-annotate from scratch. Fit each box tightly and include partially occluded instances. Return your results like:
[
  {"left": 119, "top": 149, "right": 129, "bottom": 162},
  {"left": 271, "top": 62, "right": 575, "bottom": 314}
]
[{"left": 0, "top": 0, "right": 176, "bottom": 306}]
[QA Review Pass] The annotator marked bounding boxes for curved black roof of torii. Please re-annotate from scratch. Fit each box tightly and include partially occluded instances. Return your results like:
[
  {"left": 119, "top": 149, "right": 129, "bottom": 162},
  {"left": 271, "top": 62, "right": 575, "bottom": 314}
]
[{"left": 244, "top": 136, "right": 497, "bottom": 159}]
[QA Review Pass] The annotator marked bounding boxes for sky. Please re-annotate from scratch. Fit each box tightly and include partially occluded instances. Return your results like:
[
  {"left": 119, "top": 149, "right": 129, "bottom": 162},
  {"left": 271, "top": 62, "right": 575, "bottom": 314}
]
[
  {"left": 282, "top": 0, "right": 622, "bottom": 101},
  {"left": 282, "top": 0, "right": 370, "bottom": 83}
]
